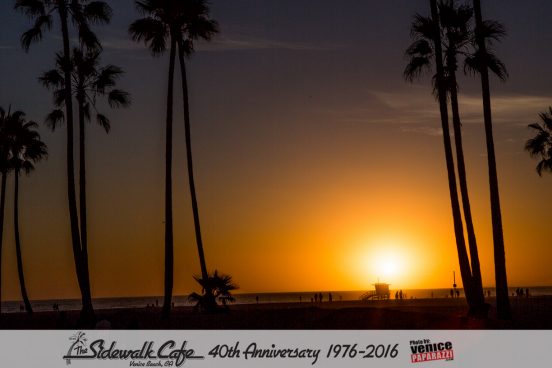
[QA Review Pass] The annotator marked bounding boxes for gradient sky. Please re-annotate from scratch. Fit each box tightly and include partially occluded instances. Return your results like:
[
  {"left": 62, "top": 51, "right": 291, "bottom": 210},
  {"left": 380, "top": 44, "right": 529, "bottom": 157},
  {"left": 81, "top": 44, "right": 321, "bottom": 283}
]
[{"left": 0, "top": 0, "right": 551, "bottom": 301}]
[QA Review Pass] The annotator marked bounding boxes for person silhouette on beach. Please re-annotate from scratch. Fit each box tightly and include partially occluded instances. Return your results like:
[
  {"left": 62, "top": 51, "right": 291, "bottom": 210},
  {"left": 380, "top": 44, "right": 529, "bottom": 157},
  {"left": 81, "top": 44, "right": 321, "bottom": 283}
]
[
  {"left": 328, "top": 293, "right": 332, "bottom": 302},
  {"left": 395, "top": 291, "right": 399, "bottom": 300},
  {"left": 450, "top": 289, "right": 454, "bottom": 298},
  {"left": 319, "top": 292, "right": 323, "bottom": 303},
  {"left": 314, "top": 293, "right": 318, "bottom": 303},
  {"left": 399, "top": 290, "right": 403, "bottom": 300}
]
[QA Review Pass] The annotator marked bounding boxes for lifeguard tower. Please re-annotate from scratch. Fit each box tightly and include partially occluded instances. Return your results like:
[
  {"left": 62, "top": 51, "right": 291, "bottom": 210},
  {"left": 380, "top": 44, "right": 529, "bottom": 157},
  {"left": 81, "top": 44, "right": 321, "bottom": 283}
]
[{"left": 360, "top": 282, "right": 391, "bottom": 300}]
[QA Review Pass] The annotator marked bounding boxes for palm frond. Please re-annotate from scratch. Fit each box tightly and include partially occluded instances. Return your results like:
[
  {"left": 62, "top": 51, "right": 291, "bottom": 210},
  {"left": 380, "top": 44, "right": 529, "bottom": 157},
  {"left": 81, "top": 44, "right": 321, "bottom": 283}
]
[
  {"left": 129, "top": 17, "right": 167, "bottom": 56},
  {"left": 78, "top": 21, "right": 101, "bottom": 50},
  {"left": 404, "top": 56, "right": 432, "bottom": 82},
  {"left": 135, "top": 0, "right": 159, "bottom": 15},
  {"left": 185, "top": 16, "right": 219, "bottom": 42},
  {"left": 411, "top": 13, "right": 435, "bottom": 40},
  {"left": 405, "top": 39, "right": 433, "bottom": 57},
  {"left": 82, "top": 102, "right": 91, "bottom": 122},
  {"left": 95, "top": 113, "right": 111, "bottom": 133},
  {"left": 539, "top": 110, "right": 552, "bottom": 131},
  {"left": 45, "top": 109, "right": 65, "bottom": 131},
  {"left": 95, "top": 65, "right": 124, "bottom": 91},
  {"left": 525, "top": 108, "right": 552, "bottom": 176},
  {"left": 535, "top": 159, "right": 552, "bottom": 177},
  {"left": 20, "top": 14, "right": 52, "bottom": 51},
  {"left": 53, "top": 89, "right": 67, "bottom": 107},
  {"left": 14, "top": 0, "right": 46, "bottom": 17},
  {"left": 107, "top": 89, "right": 131, "bottom": 108},
  {"left": 477, "top": 20, "right": 506, "bottom": 45},
  {"left": 83, "top": 1, "right": 112, "bottom": 24},
  {"left": 39, "top": 69, "right": 65, "bottom": 89},
  {"left": 464, "top": 50, "right": 508, "bottom": 81}
]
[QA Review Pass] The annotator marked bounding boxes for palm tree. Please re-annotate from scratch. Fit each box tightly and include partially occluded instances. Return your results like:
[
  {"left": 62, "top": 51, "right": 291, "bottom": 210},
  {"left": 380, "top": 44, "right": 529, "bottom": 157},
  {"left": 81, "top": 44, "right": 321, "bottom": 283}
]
[
  {"left": 15, "top": 0, "right": 112, "bottom": 323},
  {"left": 129, "top": 0, "right": 179, "bottom": 318},
  {"left": 439, "top": 0, "right": 486, "bottom": 314},
  {"left": 405, "top": 1, "right": 476, "bottom": 312},
  {"left": 6, "top": 111, "right": 48, "bottom": 314},
  {"left": 525, "top": 107, "right": 552, "bottom": 176},
  {"left": 40, "top": 48, "right": 130, "bottom": 287},
  {"left": 188, "top": 270, "right": 239, "bottom": 311},
  {"left": 129, "top": 0, "right": 218, "bottom": 317},
  {"left": 175, "top": 0, "right": 218, "bottom": 310},
  {"left": 471, "top": 0, "right": 511, "bottom": 320},
  {"left": 0, "top": 107, "right": 13, "bottom": 316}
]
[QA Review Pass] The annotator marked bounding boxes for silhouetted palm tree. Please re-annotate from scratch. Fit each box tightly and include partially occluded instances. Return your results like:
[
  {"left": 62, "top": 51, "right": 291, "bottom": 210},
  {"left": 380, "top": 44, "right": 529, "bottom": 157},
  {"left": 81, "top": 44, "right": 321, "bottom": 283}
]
[
  {"left": 6, "top": 111, "right": 48, "bottom": 314},
  {"left": 525, "top": 107, "right": 552, "bottom": 176},
  {"left": 130, "top": 0, "right": 219, "bottom": 317},
  {"left": 439, "top": 0, "right": 486, "bottom": 314},
  {"left": 188, "top": 270, "right": 238, "bottom": 311},
  {"left": 40, "top": 48, "right": 130, "bottom": 285},
  {"left": 15, "top": 0, "right": 112, "bottom": 322},
  {"left": 405, "top": 1, "right": 476, "bottom": 312},
  {"left": 0, "top": 107, "right": 13, "bottom": 316},
  {"left": 471, "top": 0, "right": 511, "bottom": 320},
  {"left": 175, "top": 0, "right": 218, "bottom": 310},
  {"left": 129, "top": 0, "right": 180, "bottom": 318}
]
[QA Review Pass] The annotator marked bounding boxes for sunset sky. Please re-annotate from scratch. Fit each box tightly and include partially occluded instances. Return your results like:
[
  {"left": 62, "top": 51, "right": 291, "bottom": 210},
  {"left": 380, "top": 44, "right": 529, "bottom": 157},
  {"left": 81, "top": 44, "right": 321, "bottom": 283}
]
[{"left": 0, "top": 0, "right": 551, "bottom": 301}]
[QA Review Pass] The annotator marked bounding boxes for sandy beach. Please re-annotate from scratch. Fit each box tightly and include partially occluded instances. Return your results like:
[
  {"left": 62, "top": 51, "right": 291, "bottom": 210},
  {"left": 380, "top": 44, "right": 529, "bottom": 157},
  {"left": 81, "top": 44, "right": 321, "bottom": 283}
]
[{"left": 1, "top": 296, "right": 550, "bottom": 330}]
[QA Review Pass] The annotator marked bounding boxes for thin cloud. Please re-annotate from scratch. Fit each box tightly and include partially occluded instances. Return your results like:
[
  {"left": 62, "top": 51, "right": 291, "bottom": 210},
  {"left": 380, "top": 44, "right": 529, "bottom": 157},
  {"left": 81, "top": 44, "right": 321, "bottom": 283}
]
[
  {"left": 372, "top": 88, "right": 552, "bottom": 126},
  {"left": 458, "top": 94, "right": 552, "bottom": 125},
  {"left": 196, "top": 35, "right": 339, "bottom": 52},
  {"left": 400, "top": 126, "right": 443, "bottom": 136},
  {"left": 96, "top": 34, "right": 338, "bottom": 53},
  {"left": 306, "top": 88, "right": 552, "bottom": 139}
]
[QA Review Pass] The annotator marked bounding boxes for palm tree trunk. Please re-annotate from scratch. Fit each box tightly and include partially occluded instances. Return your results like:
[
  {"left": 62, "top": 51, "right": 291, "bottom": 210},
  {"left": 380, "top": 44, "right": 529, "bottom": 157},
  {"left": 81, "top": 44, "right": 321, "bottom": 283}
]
[
  {"left": 177, "top": 39, "right": 215, "bottom": 310},
  {"left": 472, "top": 0, "right": 511, "bottom": 320},
  {"left": 430, "top": 0, "right": 475, "bottom": 307},
  {"left": 78, "top": 95, "right": 92, "bottom": 317},
  {"left": 161, "top": 36, "right": 177, "bottom": 319},
  {"left": 448, "top": 72, "right": 486, "bottom": 316},
  {"left": 0, "top": 170, "right": 7, "bottom": 316},
  {"left": 58, "top": 3, "right": 94, "bottom": 322},
  {"left": 13, "top": 170, "right": 32, "bottom": 314}
]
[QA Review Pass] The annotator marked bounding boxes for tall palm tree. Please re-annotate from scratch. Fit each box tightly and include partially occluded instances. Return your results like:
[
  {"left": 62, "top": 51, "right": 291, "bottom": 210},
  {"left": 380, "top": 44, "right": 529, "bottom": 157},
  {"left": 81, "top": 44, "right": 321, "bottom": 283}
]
[
  {"left": 40, "top": 48, "right": 130, "bottom": 289},
  {"left": 439, "top": 0, "right": 486, "bottom": 314},
  {"left": 525, "top": 107, "right": 552, "bottom": 176},
  {"left": 6, "top": 112, "right": 48, "bottom": 314},
  {"left": 405, "top": 1, "right": 476, "bottom": 312},
  {"left": 175, "top": 0, "right": 218, "bottom": 309},
  {"left": 0, "top": 107, "right": 13, "bottom": 316},
  {"left": 471, "top": 0, "right": 511, "bottom": 320},
  {"left": 129, "top": 0, "right": 219, "bottom": 317},
  {"left": 15, "top": 0, "right": 112, "bottom": 322},
  {"left": 129, "top": 0, "right": 179, "bottom": 318}
]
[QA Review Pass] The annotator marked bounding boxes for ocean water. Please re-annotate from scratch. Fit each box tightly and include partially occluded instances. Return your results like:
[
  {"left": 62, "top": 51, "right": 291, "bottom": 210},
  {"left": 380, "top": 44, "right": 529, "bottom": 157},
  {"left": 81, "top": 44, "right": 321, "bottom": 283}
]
[{"left": 1, "top": 287, "right": 550, "bottom": 314}]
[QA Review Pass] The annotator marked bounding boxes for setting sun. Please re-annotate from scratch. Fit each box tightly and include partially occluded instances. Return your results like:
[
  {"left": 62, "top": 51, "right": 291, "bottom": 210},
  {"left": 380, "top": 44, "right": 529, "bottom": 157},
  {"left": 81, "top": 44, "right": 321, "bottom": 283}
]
[
  {"left": 368, "top": 243, "right": 409, "bottom": 284},
  {"left": 344, "top": 233, "right": 422, "bottom": 289},
  {"left": 376, "top": 253, "right": 401, "bottom": 278}
]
